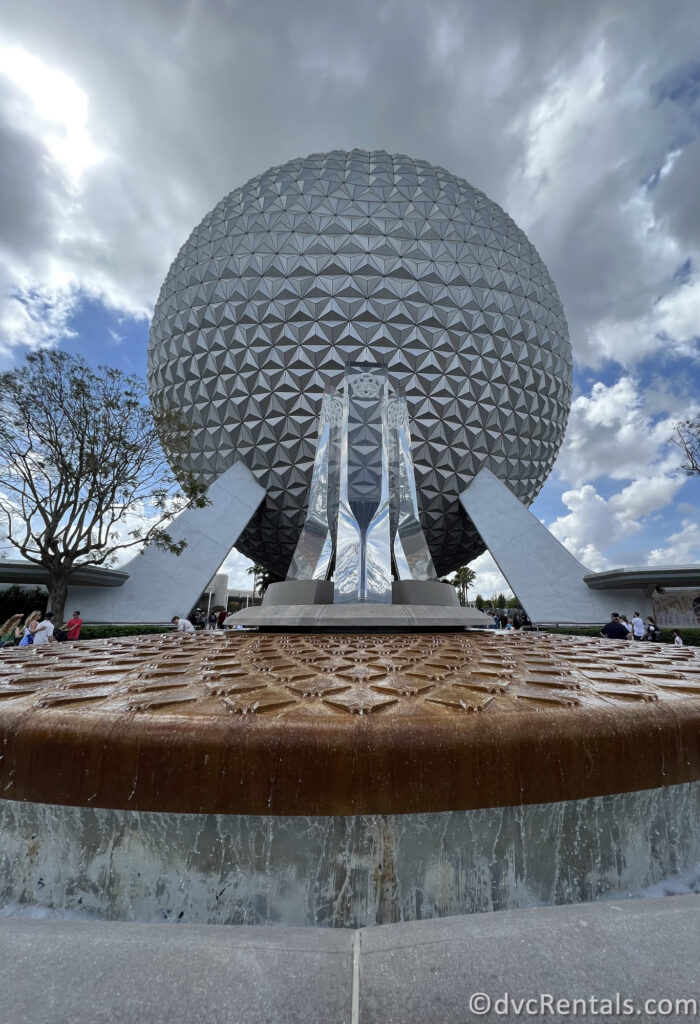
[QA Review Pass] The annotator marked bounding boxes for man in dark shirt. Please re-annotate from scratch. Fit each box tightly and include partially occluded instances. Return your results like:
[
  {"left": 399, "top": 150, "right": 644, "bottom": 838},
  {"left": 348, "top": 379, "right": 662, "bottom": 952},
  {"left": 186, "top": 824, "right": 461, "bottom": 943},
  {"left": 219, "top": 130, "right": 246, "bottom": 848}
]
[{"left": 600, "top": 613, "right": 631, "bottom": 639}]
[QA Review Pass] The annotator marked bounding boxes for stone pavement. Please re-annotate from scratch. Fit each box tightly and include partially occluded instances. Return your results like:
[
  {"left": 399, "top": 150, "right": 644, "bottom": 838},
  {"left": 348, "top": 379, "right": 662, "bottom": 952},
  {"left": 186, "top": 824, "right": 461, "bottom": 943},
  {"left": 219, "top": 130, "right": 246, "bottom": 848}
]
[{"left": 1, "top": 894, "right": 698, "bottom": 1023}]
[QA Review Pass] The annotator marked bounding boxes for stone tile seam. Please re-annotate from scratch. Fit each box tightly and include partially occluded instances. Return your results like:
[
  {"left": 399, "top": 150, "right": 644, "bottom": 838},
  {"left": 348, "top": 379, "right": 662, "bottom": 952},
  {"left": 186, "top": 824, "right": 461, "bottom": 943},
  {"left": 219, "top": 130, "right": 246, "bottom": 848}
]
[{"left": 352, "top": 930, "right": 361, "bottom": 1024}]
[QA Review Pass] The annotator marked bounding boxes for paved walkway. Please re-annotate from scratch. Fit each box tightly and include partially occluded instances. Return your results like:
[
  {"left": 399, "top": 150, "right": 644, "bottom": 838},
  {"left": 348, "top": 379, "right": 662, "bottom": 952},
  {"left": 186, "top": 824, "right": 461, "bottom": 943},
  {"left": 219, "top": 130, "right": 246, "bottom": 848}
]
[{"left": 1, "top": 895, "right": 698, "bottom": 1023}]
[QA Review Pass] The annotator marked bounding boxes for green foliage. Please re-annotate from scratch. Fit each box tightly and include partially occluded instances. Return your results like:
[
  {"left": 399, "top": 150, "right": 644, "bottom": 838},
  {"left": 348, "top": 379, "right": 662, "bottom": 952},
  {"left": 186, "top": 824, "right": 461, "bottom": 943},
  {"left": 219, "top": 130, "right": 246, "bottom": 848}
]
[
  {"left": 506, "top": 596, "right": 520, "bottom": 609},
  {"left": 0, "top": 584, "right": 47, "bottom": 621},
  {"left": 449, "top": 565, "right": 477, "bottom": 606},
  {"left": 246, "top": 563, "right": 282, "bottom": 596},
  {"left": 81, "top": 623, "right": 172, "bottom": 640},
  {"left": 495, "top": 592, "right": 507, "bottom": 609},
  {"left": 546, "top": 626, "right": 700, "bottom": 647},
  {"left": 0, "top": 350, "right": 207, "bottom": 621},
  {"left": 474, "top": 593, "right": 485, "bottom": 611}
]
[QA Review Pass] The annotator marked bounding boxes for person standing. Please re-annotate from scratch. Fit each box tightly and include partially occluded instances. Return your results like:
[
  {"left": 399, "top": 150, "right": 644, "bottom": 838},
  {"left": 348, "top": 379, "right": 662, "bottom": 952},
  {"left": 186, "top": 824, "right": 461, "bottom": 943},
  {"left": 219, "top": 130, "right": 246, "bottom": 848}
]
[
  {"left": 600, "top": 613, "right": 631, "bottom": 639},
  {"left": 644, "top": 616, "right": 661, "bottom": 642},
  {"left": 631, "top": 612, "right": 644, "bottom": 641},
  {"left": 33, "top": 612, "right": 56, "bottom": 645},
  {"left": 64, "top": 611, "right": 83, "bottom": 641},
  {"left": 19, "top": 610, "right": 44, "bottom": 645}
]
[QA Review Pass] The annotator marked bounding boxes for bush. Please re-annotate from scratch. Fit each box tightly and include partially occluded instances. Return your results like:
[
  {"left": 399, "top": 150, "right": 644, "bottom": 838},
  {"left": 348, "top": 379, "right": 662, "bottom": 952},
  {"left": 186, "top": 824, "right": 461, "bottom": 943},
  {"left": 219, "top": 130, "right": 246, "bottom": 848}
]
[
  {"left": 0, "top": 584, "right": 47, "bottom": 622},
  {"left": 80, "top": 624, "right": 173, "bottom": 640},
  {"left": 545, "top": 626, "right": 700, "bottom": 647}
]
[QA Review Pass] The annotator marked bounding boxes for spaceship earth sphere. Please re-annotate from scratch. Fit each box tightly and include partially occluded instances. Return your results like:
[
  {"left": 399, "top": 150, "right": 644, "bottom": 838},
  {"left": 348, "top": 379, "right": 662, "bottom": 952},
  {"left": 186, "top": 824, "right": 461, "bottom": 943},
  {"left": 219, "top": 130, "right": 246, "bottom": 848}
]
[{"left": 147, "top": 150, "right": 572, "bottom": 578}]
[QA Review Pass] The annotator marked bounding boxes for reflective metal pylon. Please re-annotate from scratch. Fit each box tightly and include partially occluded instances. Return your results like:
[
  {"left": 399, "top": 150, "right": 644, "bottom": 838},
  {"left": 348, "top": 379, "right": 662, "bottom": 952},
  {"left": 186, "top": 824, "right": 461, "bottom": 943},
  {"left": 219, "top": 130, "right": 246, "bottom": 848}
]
[
  {"left": 389, "top": 394, "right": 437, "bottom": 582},
  {"left": 287, "top": 362, "right": 436, "bottom": 601},
  {"left": 286, "top": 392, "right": 341, "bottom": 581}
]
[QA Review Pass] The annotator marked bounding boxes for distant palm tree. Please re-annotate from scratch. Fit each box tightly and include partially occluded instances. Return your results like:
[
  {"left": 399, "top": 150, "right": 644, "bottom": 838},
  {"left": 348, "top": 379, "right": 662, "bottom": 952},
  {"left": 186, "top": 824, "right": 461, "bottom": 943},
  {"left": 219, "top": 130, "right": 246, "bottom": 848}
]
[
  {"left": 450, "top": 566, "right": 477, "bottom": 606},
  {"left": 246, "top": 563, "right": 282, "bottom": 598}
]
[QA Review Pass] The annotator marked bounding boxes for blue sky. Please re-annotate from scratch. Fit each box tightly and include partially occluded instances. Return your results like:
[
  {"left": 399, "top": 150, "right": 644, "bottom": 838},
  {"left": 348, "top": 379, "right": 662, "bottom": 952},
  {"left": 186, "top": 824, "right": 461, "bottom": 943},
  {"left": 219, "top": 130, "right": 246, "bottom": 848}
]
[{"left": 0, "top": 1, "right": 698, "bottom": 596}]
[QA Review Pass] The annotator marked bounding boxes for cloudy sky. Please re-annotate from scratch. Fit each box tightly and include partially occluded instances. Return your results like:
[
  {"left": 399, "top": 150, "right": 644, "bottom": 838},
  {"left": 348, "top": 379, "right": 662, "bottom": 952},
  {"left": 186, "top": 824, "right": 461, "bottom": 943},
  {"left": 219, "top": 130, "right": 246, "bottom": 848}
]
[{"left": 0, "top": 0, "right": 698, "bottom": 597}]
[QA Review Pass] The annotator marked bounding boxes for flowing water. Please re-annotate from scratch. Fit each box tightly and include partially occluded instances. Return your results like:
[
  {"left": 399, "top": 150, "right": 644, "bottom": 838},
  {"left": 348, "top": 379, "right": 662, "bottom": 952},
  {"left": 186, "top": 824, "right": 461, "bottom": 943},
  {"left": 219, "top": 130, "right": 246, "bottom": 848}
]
[{"left": 1, "top": 781, "right": 698, "bottom": 927}]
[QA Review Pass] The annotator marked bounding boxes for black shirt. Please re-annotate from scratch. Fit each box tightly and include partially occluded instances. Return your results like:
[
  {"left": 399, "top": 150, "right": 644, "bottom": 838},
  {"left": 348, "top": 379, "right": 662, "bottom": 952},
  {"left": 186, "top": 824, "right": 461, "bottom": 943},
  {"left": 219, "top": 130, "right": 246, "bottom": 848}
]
[{"left": 600, "top": 620, "right": 630, "bottom": 639}]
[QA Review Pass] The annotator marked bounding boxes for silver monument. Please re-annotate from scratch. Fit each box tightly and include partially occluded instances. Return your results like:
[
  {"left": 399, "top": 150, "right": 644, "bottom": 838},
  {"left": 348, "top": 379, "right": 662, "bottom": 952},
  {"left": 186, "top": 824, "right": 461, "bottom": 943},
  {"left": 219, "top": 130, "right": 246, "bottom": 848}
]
[
  {"left": 288, "top": 362, "right": 436, "bottom": 603},
  {"left": 148, "top": 150, "right": 572, "bottom": 579}
]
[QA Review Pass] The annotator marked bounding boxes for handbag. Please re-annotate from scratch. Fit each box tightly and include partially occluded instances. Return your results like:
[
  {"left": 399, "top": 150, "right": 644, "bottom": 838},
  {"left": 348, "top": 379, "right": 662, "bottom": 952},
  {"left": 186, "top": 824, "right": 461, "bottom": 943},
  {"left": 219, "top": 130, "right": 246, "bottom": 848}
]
[{"left": 18, "top": 633, "right": 33, "bottom": 647}]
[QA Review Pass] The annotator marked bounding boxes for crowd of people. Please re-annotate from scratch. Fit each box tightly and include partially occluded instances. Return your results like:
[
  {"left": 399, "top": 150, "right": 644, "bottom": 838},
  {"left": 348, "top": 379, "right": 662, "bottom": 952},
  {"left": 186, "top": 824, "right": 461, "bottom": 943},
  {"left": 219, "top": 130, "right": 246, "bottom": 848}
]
[
  {"left": 0, "top": 605, "right": 687, "bottom": 650},
  {"left": 0, "top": 610, "right": 83, "bottom": 648},
  {"left": 490, "top": 610, "right": 531, "bottom": 630},
  {"left": 171, "top": 608, "right": 229, "bottom": 632},
  {"left": 600, "top": 611, "right": 682, "bottom": 644}
]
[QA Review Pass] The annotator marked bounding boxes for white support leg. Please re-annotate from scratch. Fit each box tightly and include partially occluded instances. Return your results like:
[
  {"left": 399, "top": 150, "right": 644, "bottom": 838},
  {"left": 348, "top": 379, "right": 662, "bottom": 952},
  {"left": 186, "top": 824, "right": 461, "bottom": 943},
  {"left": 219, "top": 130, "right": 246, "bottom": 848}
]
[
  {"left": 66, "top": 462, "right": 265, "bottom": 623},
  {"left": 460, "top": 468, "right": 646, "bottom": 624}
]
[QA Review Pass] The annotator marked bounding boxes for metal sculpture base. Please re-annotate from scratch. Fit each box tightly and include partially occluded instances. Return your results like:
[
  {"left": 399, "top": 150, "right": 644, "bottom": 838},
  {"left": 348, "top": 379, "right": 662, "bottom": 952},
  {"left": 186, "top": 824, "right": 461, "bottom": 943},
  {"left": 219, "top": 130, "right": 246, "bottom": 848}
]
[
  {"left": 232, "top": 603, "right": 490, "bottom": 630},
  {"left": 234, "top": 578, "right": 490, "bottom": 629}
]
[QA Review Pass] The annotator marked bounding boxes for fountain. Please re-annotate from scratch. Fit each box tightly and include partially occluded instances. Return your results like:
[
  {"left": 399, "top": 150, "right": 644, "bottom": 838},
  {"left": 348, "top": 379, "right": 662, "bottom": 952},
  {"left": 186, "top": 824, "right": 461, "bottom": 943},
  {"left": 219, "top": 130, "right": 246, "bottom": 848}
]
[
  {"left": 1, "top": 628, "right": 699, "bottom": 925},
  {"left": 2, "top": 151, "right": 698, "bottom": 927}
]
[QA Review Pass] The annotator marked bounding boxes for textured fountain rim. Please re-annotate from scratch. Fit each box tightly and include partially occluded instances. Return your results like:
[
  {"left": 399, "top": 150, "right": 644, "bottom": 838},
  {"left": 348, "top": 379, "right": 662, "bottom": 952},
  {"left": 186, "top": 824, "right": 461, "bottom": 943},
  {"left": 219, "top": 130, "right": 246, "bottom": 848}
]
[{"left": 0, "top": 630, "right": 699, "bottom": 815}]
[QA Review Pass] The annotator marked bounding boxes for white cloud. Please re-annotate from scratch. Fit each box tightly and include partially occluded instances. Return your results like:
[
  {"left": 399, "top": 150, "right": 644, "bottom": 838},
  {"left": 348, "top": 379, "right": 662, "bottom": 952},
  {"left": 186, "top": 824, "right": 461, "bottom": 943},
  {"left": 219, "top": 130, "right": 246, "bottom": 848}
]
[
  {"left": 548, "top": 473, "right": 687, "bottom": 570},
  {"left": 555, "top": 376, "right": 700, "bottom": 486},
  {"left": 1, "top": 43, "right": 104, "bottom": 187},
  {"left": 220, "top": 548, "right": 255, "bottom": 590},
  {"left": 648, "top": 519, "right": 700, "bottom": 566},
  {"left": 589, "top": 267, "right": 700, "bottom": 366},
  {"left": 468, "top": 551, "right": 512, "bottom": 602},
  {"left": 507, "top": 21, "right": 700, "bottom": 370},
  {"left": 0, "top": 268, "right": 80, "bottom": 356},
  {"left": 0, "top": 2, "right": 698, "bottom": 373}
]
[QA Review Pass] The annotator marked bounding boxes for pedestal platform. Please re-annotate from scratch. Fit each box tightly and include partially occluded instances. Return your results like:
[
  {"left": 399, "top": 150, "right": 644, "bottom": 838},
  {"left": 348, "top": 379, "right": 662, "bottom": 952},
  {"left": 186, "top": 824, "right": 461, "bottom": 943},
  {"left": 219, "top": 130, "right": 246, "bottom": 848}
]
[
  {"left": 1, "top": 632, "right": 699, "bottom": 925},
  {"left": 233, "top": 578, "right": 491, "bottom": 630},
  {"left": 232, "top": 602, "right": 490, "bottom": 630}
]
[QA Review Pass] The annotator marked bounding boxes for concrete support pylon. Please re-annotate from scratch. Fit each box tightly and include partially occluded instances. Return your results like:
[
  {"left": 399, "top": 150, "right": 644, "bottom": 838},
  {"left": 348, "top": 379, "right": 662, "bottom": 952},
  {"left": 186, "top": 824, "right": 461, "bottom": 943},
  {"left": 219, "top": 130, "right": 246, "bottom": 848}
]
[
  {"left": 460, "top": 467, "right": 646, "bottom": 624},
  {"left": 66, "top": 462, "right": 265, "bottom": 623}
]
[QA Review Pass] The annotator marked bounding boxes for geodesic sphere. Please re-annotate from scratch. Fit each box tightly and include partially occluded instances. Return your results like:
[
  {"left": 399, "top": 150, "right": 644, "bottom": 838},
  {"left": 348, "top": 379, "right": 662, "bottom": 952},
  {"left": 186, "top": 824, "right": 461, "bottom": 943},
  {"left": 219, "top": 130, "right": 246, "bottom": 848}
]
[{"left": 147, "top": 150, "right": 572, "bottom": 578}]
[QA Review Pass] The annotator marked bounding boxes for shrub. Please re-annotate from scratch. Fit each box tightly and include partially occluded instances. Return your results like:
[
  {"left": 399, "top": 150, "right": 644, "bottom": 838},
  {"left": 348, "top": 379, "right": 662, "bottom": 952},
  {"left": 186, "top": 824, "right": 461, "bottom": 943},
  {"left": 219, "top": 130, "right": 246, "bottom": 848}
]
[
  {"left": 80, "top": 624, "right": 173, "bottom": 640},
  {"left": 0, "top": 584, "right": 47, "bottom": 621},
  {"left": 545, "top": 626, "right": 700, "bottom": 647}
]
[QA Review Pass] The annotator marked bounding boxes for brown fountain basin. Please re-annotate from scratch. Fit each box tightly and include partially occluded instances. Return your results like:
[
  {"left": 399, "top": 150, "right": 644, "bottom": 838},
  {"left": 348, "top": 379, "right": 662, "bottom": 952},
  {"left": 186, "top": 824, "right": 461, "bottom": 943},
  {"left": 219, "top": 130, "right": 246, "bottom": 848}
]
[{"left": 1, "top": 631, "right": 699, "bottom": 816}]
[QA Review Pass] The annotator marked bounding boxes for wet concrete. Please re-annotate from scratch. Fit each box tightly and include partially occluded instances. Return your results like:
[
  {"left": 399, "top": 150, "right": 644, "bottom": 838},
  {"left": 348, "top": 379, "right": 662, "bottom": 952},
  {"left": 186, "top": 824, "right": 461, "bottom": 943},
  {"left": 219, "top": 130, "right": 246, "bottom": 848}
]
[{"left": 2, "top": 895, "right": 698, "bottom": 1023}]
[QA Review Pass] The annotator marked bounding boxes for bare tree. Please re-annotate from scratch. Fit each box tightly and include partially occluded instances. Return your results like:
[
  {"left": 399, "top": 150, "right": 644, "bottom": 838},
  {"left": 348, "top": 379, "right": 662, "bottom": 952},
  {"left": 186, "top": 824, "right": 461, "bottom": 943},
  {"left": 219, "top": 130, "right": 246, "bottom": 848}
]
[
  {"left": 671, "top": 419, "right": 700, "bottom": 477},
  {"left": 0, "top": 350, "right": 208, "bottom": 621}
]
